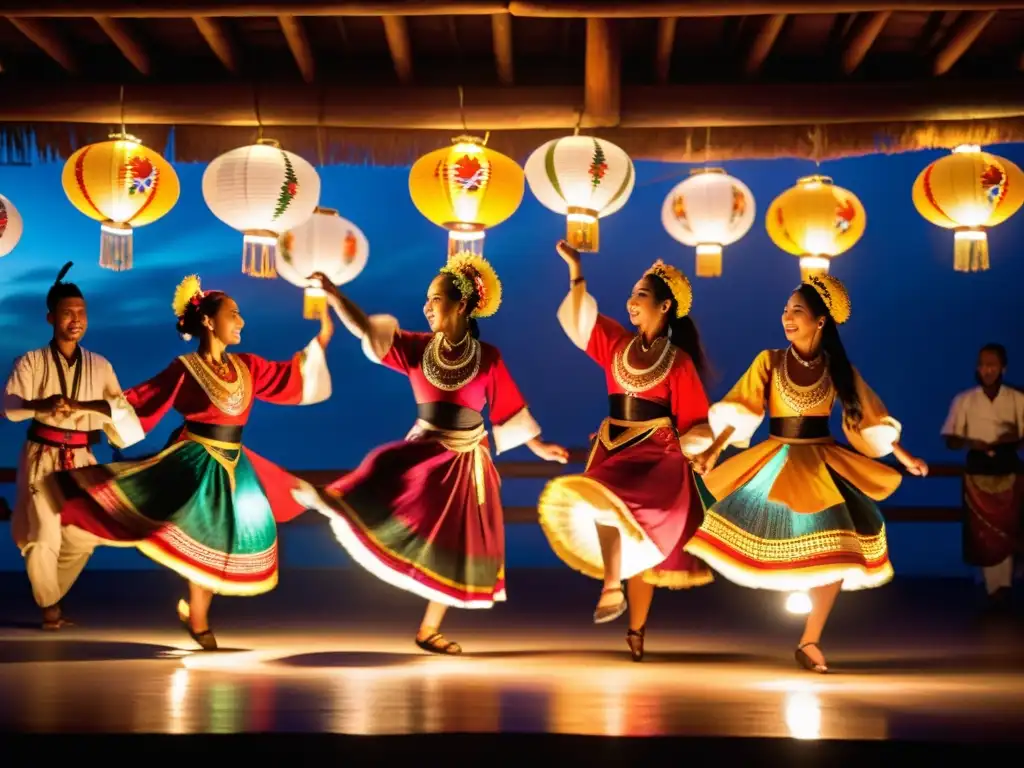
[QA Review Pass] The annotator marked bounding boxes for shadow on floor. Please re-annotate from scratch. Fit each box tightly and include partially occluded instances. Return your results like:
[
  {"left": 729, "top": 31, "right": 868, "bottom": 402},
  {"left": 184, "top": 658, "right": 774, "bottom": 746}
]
[
  {"left": 0, "top": 639, "right": 179, "bottom": 664},
  {"left": 273, "top": 651, "right": 418, "bottom": 668}
]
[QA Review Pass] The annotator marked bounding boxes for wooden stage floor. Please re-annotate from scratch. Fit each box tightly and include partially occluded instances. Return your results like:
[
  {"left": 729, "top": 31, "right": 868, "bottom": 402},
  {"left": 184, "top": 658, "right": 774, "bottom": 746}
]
[{"left": 1, "top": 568, "right": 1022, "bottom": 762}]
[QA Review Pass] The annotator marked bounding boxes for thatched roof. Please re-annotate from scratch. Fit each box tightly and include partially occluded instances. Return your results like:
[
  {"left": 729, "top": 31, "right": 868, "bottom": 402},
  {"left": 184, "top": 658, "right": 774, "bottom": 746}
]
[{"left": 0, "top": 2, "right": 1023, "bottom": 165}]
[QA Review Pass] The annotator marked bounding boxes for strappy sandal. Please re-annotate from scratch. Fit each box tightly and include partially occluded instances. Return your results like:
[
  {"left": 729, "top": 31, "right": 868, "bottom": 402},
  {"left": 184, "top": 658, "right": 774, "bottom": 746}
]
[
  {"left": 593, "top": 586, "right": 627, "bottom": 624},
  {"left": 626, "top": 626, "right": 646, "bottom": 662},
  {"left": 177, "top": 599, "right": 218, "bottom": 651},
  {"left": 41, "top": 604, "right": 74, "bottom": 631},
  {"left": 795, "top": 641, "right": 828, "bottom": 673},
  {"left": 415, "top": 632, "right": 462, "bottom": 655}
]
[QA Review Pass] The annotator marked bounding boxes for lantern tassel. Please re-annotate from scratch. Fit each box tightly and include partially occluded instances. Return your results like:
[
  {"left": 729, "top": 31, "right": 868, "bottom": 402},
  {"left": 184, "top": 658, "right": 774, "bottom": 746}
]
[
  {"left": 566, "top": 207, "right": 600, "bottom": 253},
  {"left": 99, "top": 222, "right": 133, "bottom": 272},
  {"left": 304, "top": 287, "right": 327, "bottom": 320},
  {"left": 242, "top": 231, "right": 279, "bottom": 278},
  {"left": 695, "top": 244, "right": 723, "bottom": 278},
  {"left": 799, "top": 256, "right": 830, "bottom": 282},
  {"left": 954, "top": 228, "right": 989, "bottom": 272}
]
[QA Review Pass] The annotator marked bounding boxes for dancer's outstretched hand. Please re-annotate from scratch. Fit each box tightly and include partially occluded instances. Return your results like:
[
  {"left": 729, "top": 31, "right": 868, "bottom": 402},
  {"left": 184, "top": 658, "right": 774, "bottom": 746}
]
[
  {"left": 317, "top": 302, "right": 334, "bottom": 348},
  {"left": 528, "top": 438, "right": 570, "bottom": 464},
  {"left": 308, "top": 271, "right": 340, "bottom": 300},
  {"left": 556, "top": 240, "right": 580, "bottom": 265}
]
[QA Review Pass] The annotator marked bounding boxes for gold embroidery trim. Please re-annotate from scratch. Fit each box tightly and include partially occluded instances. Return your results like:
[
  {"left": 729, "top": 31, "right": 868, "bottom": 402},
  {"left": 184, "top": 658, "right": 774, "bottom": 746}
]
[{"left": 179, "top": 353, "right": 252, "bottom": 416}]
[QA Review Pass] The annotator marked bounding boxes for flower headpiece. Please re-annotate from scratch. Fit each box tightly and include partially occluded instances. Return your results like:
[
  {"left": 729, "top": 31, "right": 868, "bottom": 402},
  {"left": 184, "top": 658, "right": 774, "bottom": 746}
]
[
  {"left": 440, "top": 253, "right": 503, "bottom": 319},
  {"left": 644, "top": 259, "right": 693, "bottom": 318},
  {"left": 172, "top": 274, "right": 205, "bottom": 319},
  {"left": 804, "top": 273, "right": 851, "bottom": 324}
]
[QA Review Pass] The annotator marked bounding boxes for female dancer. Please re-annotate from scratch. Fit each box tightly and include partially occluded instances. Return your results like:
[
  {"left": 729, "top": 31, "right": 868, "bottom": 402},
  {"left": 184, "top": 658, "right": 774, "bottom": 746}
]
[
  {"left": 296, "top": 254, "right": 568, "bottom": 655},
  {"left": 537, "top": 240, "right": 714, "bottom": 661},
  {"left": 688, "top": 273, "right": 928, "bottom": 673},
  {"left": 41, "top": 275, "right": 333, "bottom": 650}
]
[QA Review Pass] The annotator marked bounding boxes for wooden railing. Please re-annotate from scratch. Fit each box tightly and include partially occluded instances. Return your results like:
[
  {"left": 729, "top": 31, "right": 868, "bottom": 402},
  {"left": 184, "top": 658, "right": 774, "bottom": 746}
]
[{"left": 0, "top": 451, "right": 968, "bottom": 524}]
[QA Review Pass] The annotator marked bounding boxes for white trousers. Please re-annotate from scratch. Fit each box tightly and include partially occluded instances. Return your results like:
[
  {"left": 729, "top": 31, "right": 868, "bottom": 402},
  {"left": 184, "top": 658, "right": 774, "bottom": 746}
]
[{"left": 12, "top": 442, "right": 100, "bottom": 609}]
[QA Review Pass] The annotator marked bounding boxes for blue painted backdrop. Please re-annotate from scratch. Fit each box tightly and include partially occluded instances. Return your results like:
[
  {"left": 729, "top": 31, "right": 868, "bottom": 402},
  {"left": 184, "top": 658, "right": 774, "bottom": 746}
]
[{"left": 1, "top": 144, "right": 1022, "bottom": 576}]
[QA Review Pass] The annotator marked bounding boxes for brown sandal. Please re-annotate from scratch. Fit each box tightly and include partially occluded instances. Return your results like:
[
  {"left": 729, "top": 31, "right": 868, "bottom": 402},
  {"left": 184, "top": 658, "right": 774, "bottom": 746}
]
[
  {"left": 626, "top": 626, "right": 646, "bottom": 662},
  {"left": 593, "top": 586, "right": 627, "bottom": 624},
  {"left": 415, "top": 632, "right": 462, "bottom": 655},
  {"left": 795, "top": 641, "right": 828, "bottom": 673},
  {"left": 177, "top": 599, "right": 218, "bottom": 651}
]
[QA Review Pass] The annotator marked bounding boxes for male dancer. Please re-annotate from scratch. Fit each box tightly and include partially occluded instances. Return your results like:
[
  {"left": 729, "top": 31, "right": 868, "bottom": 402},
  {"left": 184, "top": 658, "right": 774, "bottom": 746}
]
[
  {"left": 942, "top": 343, "right": 1024, "bottom": 610},
  {"left": 3, "top": 263, "right": 144, "bottom": 629}
]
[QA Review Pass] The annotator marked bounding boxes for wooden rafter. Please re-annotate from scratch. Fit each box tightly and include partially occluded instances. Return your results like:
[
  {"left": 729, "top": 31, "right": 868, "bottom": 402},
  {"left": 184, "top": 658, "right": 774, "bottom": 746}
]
[
  {"left": 583, "top": 17, "right": 620, "bottom": 127},
  {"left": 193, "top": 17, "right": 239, "bottom": 72},
  {"left": 491, "top": 13, "right": 514, "bottom": 85},
  {"left": 841, "top": 11, "right": 891, "bottom": 74},
  {"left": 933, "top": 10, "right": 997, "bottom": 74},
  {"left": 6, "top": 18, "right": 78, "bottom": 73},
  {"left": 4, "top": 2, "right": 1024, "bottom": 17},
  {"left": 654, "top": 17, "right": 676, "bottom": 83},
  {"left": 279, "top": 14, "right": 315, "bottom": 82},
  {"left": 2, "top": 80, "right": 1021, "bottom": 128},
  {"left": 95, "top": 16, "right": 151, "bottom": 75},
  {"left": 382, "top": 15, "right": 413, "bottom": 85},
  {"left": 744, "top": 13, "right": 786, "bottom": 74}
]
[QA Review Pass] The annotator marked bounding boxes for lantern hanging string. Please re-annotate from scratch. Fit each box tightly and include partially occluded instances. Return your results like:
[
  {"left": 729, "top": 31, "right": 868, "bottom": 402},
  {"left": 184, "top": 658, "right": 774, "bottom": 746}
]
[
  {"left": 251, "top": 84, "right": 264, "bottom": 142},
  {"left": 457, "top": 85, "right": 468, "bottom": 133},
  {"left": 809, "top": 124, "right": 824, "bottom": 168},
  {"left": 573, "top": 108, "right": 582, "bottom": 137},
  {"left": 315, "top": 83, "right": 327, "bottom": 167}
]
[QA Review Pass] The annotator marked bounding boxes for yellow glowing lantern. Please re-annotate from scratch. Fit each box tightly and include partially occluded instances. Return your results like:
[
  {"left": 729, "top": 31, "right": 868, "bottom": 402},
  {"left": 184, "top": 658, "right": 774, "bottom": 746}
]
[
  {"left": 61, "top": 133, "right": 179, "bottom": 272},
  {"left": 766, "top": 175, "right": 865, "bottom": 280},
  {"left": 525, "top": 135, "right": 635, "bottom": 253},
  {"left": 408, "top": 135, "right": 524, "bottom": 260},
  {"left": 912, "top": 144, "right": 1024, "bottom": 272},
  {"left": 276, "top": 207, "right": 369, "bottom": 319}
]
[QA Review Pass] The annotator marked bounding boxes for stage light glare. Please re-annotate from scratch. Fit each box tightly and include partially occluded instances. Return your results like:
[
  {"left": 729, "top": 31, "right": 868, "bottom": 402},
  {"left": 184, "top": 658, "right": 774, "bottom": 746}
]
[{"left": 785, "top": 591, "right": 812, "bottom": 615}]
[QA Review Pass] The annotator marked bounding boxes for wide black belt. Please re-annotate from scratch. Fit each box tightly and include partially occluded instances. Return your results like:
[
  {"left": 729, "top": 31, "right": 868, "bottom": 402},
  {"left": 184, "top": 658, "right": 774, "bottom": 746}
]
[
  {"left": 183, "top": 421, "right": 244, "bottom": 444},
  {"left": 608, "top": 394, "right": 672, "bottom": 422},
  {"left": 417, "top": 402, "right": 484, "bottom": 431},
  {"left": 769, "top": 416, "right": 831, "bottom": 440},
  {"left": 26, "top": 420, "right": 100, "bottom": 449},
  {"left": 966, "top": 446, "right": 1022, "bottom": 476}
]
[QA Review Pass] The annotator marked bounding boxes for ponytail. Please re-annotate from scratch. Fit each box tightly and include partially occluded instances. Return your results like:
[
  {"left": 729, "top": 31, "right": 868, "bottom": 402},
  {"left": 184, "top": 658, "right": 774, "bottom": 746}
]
[
  {"left": 468, "top": 317, "right": 481, "bottom": 340},
  {"left": 667, "top": 315, "right": 707, "bottom": 381}
]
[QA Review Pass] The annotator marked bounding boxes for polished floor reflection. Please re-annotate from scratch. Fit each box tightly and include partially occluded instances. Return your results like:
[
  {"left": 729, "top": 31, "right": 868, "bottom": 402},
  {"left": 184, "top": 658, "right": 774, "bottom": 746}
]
[{"left": 1, "top": 570, "right": 1022, "bottom": 741}]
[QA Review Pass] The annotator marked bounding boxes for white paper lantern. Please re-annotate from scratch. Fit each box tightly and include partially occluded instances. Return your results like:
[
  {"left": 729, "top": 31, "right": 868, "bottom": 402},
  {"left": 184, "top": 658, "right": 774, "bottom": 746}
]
[
  {"left": 662, "top": 168, "right": 756, "bottom": 278},
  {"left": 0, "top": 194, "right": 24, "bottom": 258},
  {"left": 277, "top": 207, "right": 369, "bottom": 318},
  {"left": 524, "top": 135, "right": 635, "bottom": 252},
  {"left": 202, "top": 139, "right": 320, "bottom": 278}
]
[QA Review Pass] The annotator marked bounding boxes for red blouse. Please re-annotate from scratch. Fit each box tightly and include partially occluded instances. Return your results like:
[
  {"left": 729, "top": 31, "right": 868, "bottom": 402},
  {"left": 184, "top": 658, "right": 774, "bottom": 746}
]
[
  {"left": 125, "top": 351, "right": 310, "bottom": 434},
  {"left": 585, "top": 314, "right": 709, "bottom": 436},
  {"left": 380, "top": 331, "right": 529, "bottom": 429}
]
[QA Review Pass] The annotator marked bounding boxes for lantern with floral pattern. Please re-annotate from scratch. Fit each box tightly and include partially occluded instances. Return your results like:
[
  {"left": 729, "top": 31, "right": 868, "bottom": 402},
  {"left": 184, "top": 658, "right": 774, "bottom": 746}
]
[
  {"left": 202, "top": 139, "right": 321, "bottom": 278},
  {"left": 408, "top": 135, "right": 524, "bottom": 260},
  {"left": 766, "top": 175, "right": 865, "bottom": 280},
  {"left": 61, "top": 133, "right": 179, "bottom": 272},
  {"left": 0, "top": 194, "right": 24, "bottom": 259},
  {"left": 912, "top": 144, "right": 1024, "bottom": 272}
]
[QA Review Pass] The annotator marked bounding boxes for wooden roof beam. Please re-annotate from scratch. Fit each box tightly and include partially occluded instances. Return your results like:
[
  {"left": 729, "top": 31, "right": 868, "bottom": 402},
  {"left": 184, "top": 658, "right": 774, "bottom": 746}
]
[
  {"left": 509, "top": 2, "right": 1024, "bottom": 17},
  {"left": 841, "top": 11, "right": 891, "bottom": 74},
  {"left": 95, "top": 16, "right": 151, "bottom": 75},
  {"left": 279, "top": 14, "right": 315, "bottom": 82},
  {"left": 0, "top": 3, "right": 508, "bottom": 17},
  {"left": 2, "top": 80, "right": 1024, "bottom": 128},
  {"left": 194, "top": 17, "right": 239, "bottom": 73},
  {"left": 6, "top": 18, "right": 78, "bottom": 73},
  {"left": 933, "top": 10, "right": 997, "bottom": 74},
  {"left": 382, "top": 15, "right": 413, "bottom": 84},
  {"left": 743, "top": 13, "right": 786, "bottom": 75},
  {"left": 654, "top": 17, "right": 676, "bottom": 83},
  {"left": 583, "top": 17, "right": 620, "bottom": 127},
  {"left": 491, "top": 13, "right": 514, "bottom": 85}
]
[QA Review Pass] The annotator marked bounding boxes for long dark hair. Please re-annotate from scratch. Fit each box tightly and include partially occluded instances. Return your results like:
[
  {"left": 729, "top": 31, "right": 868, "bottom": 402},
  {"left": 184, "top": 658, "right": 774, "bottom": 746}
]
[
  {"left": 647, "top": 273, "right": 708, "bottom": 381},
  {"left": 794, "top": 283, "right": 861, "bottom": 427},
  {"left": 177, "top": 291, "right": 228, "bottom": 341},
  {"left": 440, "top": 273, "right": 481, "bottom": 340}
]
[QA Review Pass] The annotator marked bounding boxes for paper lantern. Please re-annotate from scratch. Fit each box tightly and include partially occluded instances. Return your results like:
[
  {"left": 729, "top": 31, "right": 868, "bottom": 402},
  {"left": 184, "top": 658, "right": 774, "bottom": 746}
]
[
  {"left": 912, "top": 144, "right": 1024, "bottom": 272},
  {"left": 662, "top": 168, "right": 755, "bottom": 278},
  {"left": 408, "top": 135, "right": 523, "bottom": 260},
  {"left": 0, "top": 194, "right": 24, "bottom": 259},
  {"left": 61, "top": 134, "right": 179, "bottom": 272},
  {"left": 202, "top": 139, "right": 321, "bottom": 278},
  {"left": 766, "top": 175, "right": 865, "bottom": 281},
  {"left": 525, "top": 135, "right": 635, "bottom": 253},
  {"left": 277, "top": 207, "right": 369, "bottom": 319}
]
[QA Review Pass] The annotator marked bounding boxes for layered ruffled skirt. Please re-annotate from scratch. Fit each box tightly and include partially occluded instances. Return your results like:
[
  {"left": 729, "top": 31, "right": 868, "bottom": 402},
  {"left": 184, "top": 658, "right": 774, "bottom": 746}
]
[
  {"left": 538, "top": 417, "right": 713, "bottom": 588},
  {"left": 685, "top": 436, "right": 902, "bottom": 592},
  {"left": 42, "top": 425, "right": 308, "bottom": 596},
  {"left": 293, "top": 421, "right": 506, "bottom": 608}
]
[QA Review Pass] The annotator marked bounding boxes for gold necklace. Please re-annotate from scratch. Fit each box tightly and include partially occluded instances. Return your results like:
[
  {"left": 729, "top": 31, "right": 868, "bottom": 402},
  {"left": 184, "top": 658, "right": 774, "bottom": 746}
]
[
  {"left": 441, "top": 332, "right": 470, "bottom": 352},
  {"left": 788, "top": 345, "right": 823, "bottom": 369},
  {"left": 421, "top": 333, "right": 481, "bottom": 391},
  {"left": 612, "top": 337, "right": 676, "bottom": 395},
  {"left": 774, "top": 350, "right": 831, "bottom": 413},
  {"left": 181, "top": 353, "right": 250, "bottom": 416}
]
